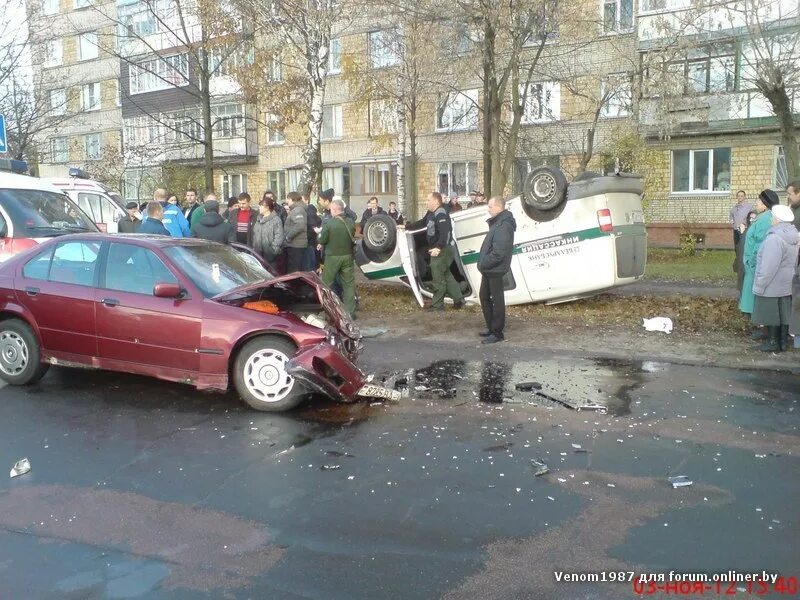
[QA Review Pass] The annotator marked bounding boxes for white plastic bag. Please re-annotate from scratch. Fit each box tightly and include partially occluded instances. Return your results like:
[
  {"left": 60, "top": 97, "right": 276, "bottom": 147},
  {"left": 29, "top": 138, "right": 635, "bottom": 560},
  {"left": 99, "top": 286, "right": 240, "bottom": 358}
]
[{"left": 642, "top": 317, "right": 673, "bottom": 334}]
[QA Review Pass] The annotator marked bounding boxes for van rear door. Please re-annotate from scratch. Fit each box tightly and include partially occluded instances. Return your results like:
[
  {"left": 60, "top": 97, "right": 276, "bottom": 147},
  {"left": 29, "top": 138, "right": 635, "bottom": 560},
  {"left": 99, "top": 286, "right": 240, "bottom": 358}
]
[{"left": 397, "top": 230, "right": 425, "bottom": 307}]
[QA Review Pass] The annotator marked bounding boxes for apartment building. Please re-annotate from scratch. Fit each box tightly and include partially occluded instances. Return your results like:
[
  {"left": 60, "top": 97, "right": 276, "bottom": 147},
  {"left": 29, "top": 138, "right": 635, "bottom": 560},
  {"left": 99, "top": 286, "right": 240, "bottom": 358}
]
[
  {"left": 637, "top": 0, "right": 800, "bottom": 247},
  {"left": 28, "top": 0, "right": 123, "bottom": 180}
]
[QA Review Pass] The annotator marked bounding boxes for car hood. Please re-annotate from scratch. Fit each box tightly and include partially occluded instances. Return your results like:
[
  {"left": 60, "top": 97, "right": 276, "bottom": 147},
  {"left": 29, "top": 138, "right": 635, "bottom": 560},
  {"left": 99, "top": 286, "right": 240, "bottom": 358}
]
[{"left": 212, "top": 272, "right": 360, "bottom": 339}]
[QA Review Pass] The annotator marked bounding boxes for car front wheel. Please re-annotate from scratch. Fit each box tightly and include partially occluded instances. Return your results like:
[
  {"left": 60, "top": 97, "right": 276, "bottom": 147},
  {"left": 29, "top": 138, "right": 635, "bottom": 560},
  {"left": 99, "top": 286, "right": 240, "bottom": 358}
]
[
  {"left": 233, "top": 335, "right": 305, "bottom": 412},
  {"left": 0, "top": 319, "right": 50, "bottom": 386}
]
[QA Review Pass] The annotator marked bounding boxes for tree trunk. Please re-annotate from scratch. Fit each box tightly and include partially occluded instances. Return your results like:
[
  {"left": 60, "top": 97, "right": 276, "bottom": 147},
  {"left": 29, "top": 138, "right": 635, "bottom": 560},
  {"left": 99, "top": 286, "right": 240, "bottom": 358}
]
[
  {"left": 481, "top": 20, "right": 495, "bottom": 197},
  {"left": 760, "top": 83, "right": 799, "bottom": 181},
  {"left": 199, "top": 48, "right": 215, "bottom": 192},
  {"left": 408, "top": 100, "right": 418, "bottom": 220},
  {"left": 396, "top": 93, "right": 407, "bottom": 216},
  {"left": 300, "top": 75, "right": 326, "bottom": 195}
]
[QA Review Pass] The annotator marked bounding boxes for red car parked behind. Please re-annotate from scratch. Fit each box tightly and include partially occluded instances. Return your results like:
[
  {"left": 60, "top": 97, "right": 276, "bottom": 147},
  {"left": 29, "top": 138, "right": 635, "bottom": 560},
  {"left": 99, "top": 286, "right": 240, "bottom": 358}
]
[{"left": 0, "top": 234, "right": 369, "bottom": 412}]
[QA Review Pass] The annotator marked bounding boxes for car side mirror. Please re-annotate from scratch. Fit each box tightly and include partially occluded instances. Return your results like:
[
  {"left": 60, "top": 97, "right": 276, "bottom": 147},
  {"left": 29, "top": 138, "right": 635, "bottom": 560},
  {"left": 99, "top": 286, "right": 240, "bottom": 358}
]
[{"left": 153, "top": 282, "right": 184, "bottom": 298}]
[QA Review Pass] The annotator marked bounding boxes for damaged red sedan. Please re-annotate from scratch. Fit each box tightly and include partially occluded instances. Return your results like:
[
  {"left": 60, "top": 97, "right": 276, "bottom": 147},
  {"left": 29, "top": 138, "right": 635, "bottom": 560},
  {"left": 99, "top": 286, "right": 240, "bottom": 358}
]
[{"left": 0, "top": 234, "right": 382, "bottom": 411}]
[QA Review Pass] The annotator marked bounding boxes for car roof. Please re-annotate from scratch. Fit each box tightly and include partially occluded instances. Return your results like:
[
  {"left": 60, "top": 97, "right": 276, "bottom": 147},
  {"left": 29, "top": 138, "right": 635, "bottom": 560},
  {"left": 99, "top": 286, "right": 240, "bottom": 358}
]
[
  {"left": 38, "top": 233, "right": 220, "bottom": 248},
  {"left": 43, "top": 177, "right": 114, "bottom": 193},
  {"left": 0, "top": 172, "right": 65, "bottom": 195}
]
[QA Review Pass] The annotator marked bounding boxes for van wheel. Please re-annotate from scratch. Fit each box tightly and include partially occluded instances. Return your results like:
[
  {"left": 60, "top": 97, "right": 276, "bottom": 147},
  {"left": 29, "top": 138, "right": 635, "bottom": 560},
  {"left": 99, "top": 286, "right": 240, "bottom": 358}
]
[
  {"left": 363, "top": 214, "right": 397, "bottom": 253},
  {"left": 233, "top": 336, "right": 305, "bottom": 412},
  {"left": 0, "top": 319, "right": 50, "bottom": 385},
  {"left": 524, "top": 166, "right": 567, "bottom": 211}
]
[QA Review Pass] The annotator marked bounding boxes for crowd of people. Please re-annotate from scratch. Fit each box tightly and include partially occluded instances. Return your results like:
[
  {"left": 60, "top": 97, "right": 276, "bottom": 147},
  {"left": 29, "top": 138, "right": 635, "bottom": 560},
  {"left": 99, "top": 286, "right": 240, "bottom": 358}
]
[{"left": 732, "top": 181, "right": 800, "bottom": 352}]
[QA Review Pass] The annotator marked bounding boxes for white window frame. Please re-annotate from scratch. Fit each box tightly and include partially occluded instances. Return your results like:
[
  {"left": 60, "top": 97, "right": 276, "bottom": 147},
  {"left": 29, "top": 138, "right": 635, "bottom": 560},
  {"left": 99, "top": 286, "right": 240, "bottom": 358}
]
[
  {"left": 84, "top": 133, "right": 101, "bottom": 161},
  {"left": 369, "top": 30, "right": 400, "bottom": 68},
  {"left": 221, "top": 174, "right": 247, "bottom": 199},
  {"left": 44, "top": 39, "right": 62, "bottom": 67},
  {"left": 437, "top": 162, "right": 478, "bottom": 198},
  {"left": 267, "top": 113, "right": 285, "bottom": 145},
  {"left": 328, "top": 38, "right": 342, "bottom": 74},
  {"left": 600, "top": 75, "right": 632, "bottom": 118},
  {"left": 602, "top": 0, "right": 634, "bottom": 34},
  {"left": 212, "top": 104, "right": 244, "bottom": 139},
  {"left": 78, "top": 32, "right": 98, "bottom": 61},
  {"left": 369, "top": 98, "right": 398, "bottom": 136},
  {"left": 43, "top": 0, "right": 59, "bottom": 16},
  {"left": 774, "top": 146, "right": 789, "bottom": 190},
  {"left": 267, "top": 54, "right": 282, "bottom": 82},
  {"left": 49, "top": 88, "right": 67, "bottom": 116},
  {"left": 82, "top": 82, "right": 101, "bottom": 111},
  {"left": 129, "top": 53, "right": 189, "bottom": 95},
  {"left": 267, "top": 170, "right": 286, "bottom": 200},
  {"left": 322, "top": 104, "right": 343, "bottom": 139},
  {"left": 436, "top": 90, "right": 478, "bottom": 132},
  {"left": 75, "top": 0, "right": 91, "bottom": 8},
  {"left": 670, "top": 148, "right": 732, "bottom": 194},
  {"left": 639, "top": 0, "right": 691, "bottom": 13},
  {"left": 521, "top": 82, "right": 560, "bottom": 124},
  {"left": 51, "top": 137, "right": 69, "bottom": 163}
]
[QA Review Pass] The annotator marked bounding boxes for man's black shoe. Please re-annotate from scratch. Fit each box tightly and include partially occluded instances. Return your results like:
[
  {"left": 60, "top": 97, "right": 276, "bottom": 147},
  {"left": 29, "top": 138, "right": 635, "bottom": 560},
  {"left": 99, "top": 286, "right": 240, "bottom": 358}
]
[
  {"left": 479, "top": 330, "right": 492, "bottom": 337},
  {"left": 453, "top": 299, "right": 465, "bottom": 309},
  {"left": 481, "top": 334, "right": 504, "bottom": 344}
]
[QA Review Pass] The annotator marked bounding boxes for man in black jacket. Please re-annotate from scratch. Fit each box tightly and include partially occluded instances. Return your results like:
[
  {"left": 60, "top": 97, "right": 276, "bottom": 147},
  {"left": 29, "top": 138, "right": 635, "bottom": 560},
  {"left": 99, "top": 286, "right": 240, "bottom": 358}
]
[
  {"left": 137, "top": 202, "right": 170, "bottom": 235},
  {"left": 402, "top": 192, "right": 464, "bottom": 311},
  {"left": 477, "top": 196, "right": 516, "bottom": 344},
  {"left": 190, "top": 196, "right": 235, "bottom": 244},
  {"left": 360, "top": 196, "right": 386, "bottom": 233},
  {"left": 118, "top": 202, "right": 140, "bottom": 233}
]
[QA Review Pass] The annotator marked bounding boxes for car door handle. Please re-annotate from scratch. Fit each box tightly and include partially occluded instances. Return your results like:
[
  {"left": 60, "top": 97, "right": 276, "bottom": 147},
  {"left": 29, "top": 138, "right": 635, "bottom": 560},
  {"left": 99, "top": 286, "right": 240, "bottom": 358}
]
[
  {"left": 100, "top": 298, "right": 120, "bottom": 307},
  {"left": 25, "top": 286, "right": 39, "bottom": 296}
]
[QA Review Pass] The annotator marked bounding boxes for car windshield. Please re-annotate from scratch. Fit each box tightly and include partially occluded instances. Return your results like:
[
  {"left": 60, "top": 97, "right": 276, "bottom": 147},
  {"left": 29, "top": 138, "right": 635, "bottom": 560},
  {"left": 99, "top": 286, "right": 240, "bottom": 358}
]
[
  {"left": 165, "top": 243, "right": 273, "bottom": 297},
  {"left": 0, "top": 188, "right": 99, "bottom": 237}
]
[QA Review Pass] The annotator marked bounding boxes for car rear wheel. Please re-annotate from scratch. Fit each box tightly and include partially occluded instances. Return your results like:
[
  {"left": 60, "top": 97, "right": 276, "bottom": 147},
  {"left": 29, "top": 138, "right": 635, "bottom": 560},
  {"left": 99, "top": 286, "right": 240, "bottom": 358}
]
[
  {"left": 363, "top": 214, "right": 397, "bottom": 254},
  {"left": 233, "top": 336, "right": 305, "bottom": 412},
  {"left": 0, "top": 319, "right": 49, "bottom": 385},
  {"left": 524, "top": 166, "right": 568, "bottom": 211}
]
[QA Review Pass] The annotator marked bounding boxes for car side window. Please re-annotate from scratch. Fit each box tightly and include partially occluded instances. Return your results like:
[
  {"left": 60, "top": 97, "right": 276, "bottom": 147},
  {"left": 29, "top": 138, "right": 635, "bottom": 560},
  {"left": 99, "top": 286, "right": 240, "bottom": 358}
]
[
  {"left": 49, "top": 241, "right": 100, "bottom": 286},
  {"left": 0, "top": 212, "right": 7, "bottom": 237},
  {"left": 104, "top": 243, "right": 178, "bottom": 296},
  {"left": 22, "top": 247, "right": 55, "bottom": 280}
]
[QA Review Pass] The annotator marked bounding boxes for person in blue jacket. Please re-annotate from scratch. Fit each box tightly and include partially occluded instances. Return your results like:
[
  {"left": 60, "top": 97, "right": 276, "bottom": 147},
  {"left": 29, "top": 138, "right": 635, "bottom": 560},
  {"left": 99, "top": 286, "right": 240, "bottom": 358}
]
[{"left": 162, "top": 193, "right": 191, "bottom": 237}]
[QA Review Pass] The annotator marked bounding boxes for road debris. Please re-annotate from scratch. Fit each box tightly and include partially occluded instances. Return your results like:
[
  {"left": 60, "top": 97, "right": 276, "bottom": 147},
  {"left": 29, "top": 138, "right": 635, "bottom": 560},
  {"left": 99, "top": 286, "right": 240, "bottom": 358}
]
[
  {"left": 530, "top": 458, "right": 549, "bottom": 476},
  {"left": 642, "top": 317, "right": 673, "bottom": 334},
  {"left": 515, "top": 381, "right": 542, "bottom": 392},
  {"left": 359, "top": 326, "right": 388, "bottom": 338},
  {"left": 668, "top": 475, "right": 693, "bottom": 488},
  {"left": 320, "top": 464, "right": 341, "bottom": 471},
  {"left": 9, "top": 458, "right": 31, "bottom": 478}
]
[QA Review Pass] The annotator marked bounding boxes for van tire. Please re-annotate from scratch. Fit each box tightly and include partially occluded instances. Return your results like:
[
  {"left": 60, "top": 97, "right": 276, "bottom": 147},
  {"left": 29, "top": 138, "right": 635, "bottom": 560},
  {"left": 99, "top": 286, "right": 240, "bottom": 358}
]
[
  {"left": 363, "top": 214, "right": 397, "bottom": 253},
  {"left": 524, "top": 166, "right": 567, "bottom": 211}
]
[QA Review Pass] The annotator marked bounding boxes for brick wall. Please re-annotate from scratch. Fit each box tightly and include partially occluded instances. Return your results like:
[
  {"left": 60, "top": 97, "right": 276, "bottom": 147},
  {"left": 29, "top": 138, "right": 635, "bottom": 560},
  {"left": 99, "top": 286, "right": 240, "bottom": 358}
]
[{"left": 647, "top": 223, "right": 734, "bottom": 249}]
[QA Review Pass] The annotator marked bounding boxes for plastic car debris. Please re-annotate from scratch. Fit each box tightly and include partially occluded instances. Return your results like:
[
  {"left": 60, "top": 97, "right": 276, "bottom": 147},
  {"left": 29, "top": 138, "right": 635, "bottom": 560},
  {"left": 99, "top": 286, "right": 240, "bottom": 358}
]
[
  {"left": 530, "top": 458, "right": 549, "bottom": 476},
  {"left": 515, "top": 381, "right": 543, "bottom": 392},
  {"left": 359, "top": 327, "right": 388, "bottom": 338},
  {"left": 668, "top": 475, "right": 693, "bottom": 488},
  {"left": 320, "top": 464, "right": 341, "bottom": 471},
  {"left": 10, "top": 458, "right": 31, "bottom": 478},
  {"left": 643, "top": 317, "right": 673, "bottom": 334}
]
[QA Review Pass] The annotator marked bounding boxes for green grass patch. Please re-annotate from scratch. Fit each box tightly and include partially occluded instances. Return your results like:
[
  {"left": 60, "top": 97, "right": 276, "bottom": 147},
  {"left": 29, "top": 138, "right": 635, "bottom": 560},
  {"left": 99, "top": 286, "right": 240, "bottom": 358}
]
[{"left": 644, "top": 249, "right": 736, "bottom": 283}]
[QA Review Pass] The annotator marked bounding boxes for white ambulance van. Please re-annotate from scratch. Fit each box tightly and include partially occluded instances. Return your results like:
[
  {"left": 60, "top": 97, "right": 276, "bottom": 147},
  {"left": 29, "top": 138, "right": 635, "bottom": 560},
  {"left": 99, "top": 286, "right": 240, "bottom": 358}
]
[{"left": 43, "top": 169, "right": 128, "bottom": 233}]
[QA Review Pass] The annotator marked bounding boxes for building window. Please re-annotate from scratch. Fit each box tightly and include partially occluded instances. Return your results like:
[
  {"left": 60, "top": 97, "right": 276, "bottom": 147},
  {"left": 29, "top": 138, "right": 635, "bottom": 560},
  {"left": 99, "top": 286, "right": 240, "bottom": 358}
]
[
  {"left": 522, "top": 6, "right": 559, "bottom": 46},
  {"left": 115, "top": 80, "right": 121, "bottom": 106},
  {"left": 651, "top": 46, "right": 736, "bottom": 97},
  {"left": 78, "top": 32, "right": 98, "bottom": 61},
  {"left": 600, "top": 75, "right": 632, "bottom": 118},
  {"left": 49, "top": 89, "right": 67, "bottom": 116},
  {"left": 129, "top": 53, "right": 189, "bottom": 94},
  {"left": 603, "top": 0, "right": 633, "bottom": 33},
  {"left": 329, "top": 38, "right": 342, "bottom": 74},
  {"left": 85, "top": 133, "right": 101, "bottom": 160},
  {"left": 213, "top": 104, "right": 244, "bottom": 138},
  {"left": 640, "top": 0, "right": 687, "bottom": 12},
  {"left": 267, "top": 114, "right": 285, "bottom": 145},
  {"left": 267, "top": 171, "right": 286, "bottom": 200},
  {"left": 51, "top": 137, "right": 69, "bottom": 162},
  {"left": 436, "top": 90, "right": 478, "bottom": 131},
  {"left": 437, "top": 162, "right": 478, "bottom": 198},
  {"left": 322, "top": 104, "right": 343, "bottom": 139},
  {"left": 44, "top": 39, "right": 62, "bottom": 67},
  {"left": 43, "top": 0, "right": 59, "bottom": 16},
  {"left": 351, "top": 162, "right": 397, "bottom": 195},
  {"left": 369, "top": 30, "right": 400, "bottom": 68},
  {"left": 774, "top": 146, "right": 789, "bottom": 190},
  {"left": 74, "top": 0, "right": 91, "bottom": 8},
  {"left": 221, "top": 174, "right": 247, "bottom": 199},
  {"left": 82, "top": 82, "right": 100, "bottom": 111},
  {"left": 521, "top": 82, "right": 560, "bottom": 123},
  {"left": 267, "top": 54, "right": 282, "bottom": 82},
  {"left": 166, "top": 111, "right": 201, "bottom": 143},
  {"left": 369, "top": 98, "right": 398, "bottom": 136},
  {"left": 671, "top": 148, "right": 731, "bottom": 193}
]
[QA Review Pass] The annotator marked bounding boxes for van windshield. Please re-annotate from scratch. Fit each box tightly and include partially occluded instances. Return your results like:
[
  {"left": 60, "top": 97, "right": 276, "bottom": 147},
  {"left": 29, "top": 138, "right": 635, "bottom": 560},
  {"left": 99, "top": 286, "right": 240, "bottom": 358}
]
[{"left": 0, "top": 188, "right": 99, "bottom": 237}]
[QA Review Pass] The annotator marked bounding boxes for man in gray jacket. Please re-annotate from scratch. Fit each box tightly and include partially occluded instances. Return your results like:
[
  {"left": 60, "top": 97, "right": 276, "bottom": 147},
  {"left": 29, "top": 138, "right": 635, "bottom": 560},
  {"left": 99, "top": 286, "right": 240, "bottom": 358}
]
[
  {"left": 752, "top": 204, "right": 800, "bottom": 352},
  {"left": 283, "top": 191, "right": 308, "bottom": 273},
  {"left": 477, "top": 196, "right": 517, "bottom": 344}
]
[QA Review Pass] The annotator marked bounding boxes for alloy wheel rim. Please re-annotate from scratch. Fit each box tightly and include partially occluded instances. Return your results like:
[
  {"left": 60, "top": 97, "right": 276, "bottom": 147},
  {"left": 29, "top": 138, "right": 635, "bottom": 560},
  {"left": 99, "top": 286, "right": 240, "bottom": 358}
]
[
  {"left": 243, "top": 348, "right": 294, "bottom": 403},
  {"left": 0, "top": 331, "right": 29, "bottom": 376}
]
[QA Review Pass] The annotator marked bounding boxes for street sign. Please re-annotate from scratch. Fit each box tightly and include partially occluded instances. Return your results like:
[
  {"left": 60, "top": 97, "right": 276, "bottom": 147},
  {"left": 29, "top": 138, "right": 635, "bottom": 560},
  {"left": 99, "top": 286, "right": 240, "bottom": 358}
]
[{"left": 0, "top": 114, "right": 6, "bottom": 153}]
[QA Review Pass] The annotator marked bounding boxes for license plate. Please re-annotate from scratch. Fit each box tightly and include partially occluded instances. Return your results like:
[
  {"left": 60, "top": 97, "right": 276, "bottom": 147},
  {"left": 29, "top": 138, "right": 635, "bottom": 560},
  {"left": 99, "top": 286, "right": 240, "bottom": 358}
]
[{"left": 357, "top": 384, "right": 401, "bottom": 401}]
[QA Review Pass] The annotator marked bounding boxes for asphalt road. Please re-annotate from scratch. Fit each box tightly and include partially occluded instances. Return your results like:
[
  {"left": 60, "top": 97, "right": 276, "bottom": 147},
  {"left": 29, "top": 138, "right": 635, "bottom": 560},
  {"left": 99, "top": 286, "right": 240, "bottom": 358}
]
[{"left": 0, "top": 339, "right": 798, "bottom": 600}]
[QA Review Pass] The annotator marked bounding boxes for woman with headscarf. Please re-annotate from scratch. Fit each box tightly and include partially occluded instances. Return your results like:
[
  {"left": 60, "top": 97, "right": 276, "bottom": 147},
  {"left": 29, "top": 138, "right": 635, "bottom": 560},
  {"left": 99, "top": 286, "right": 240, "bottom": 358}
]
[
  {"left": 751, "top": 204, "right": 800, "bottom": 351},
  {"left": 739, "top": 189, "right": 779, "bottom": 336}
]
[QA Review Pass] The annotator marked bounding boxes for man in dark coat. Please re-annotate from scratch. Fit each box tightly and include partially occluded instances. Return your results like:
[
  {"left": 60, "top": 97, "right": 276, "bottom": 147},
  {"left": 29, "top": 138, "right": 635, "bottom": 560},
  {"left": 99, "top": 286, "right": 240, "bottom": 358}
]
[
  {"left": 226, "top": 192, "right": 257, "bottom": 246},
  {"left": 303, "top": 193, "right": 322, "bottom": 271},
  {"left": 190, "top": 197, "right": 235, "bottom": 244},
  {"left": 387, "top": 201, "right": 404, "bottom": 225},
  {"left": 359, "top": 196, "right": 386, "bottom": 233},
  {"left": 402, "top": 192, "right": 464, "bottom": 311},
  {"left": 118, "top": 201, "right": 140, "bottom": 233},
  {"left": 137, "top": 202, "right": 170, "bottom": 235},
  {"left": 477, "top": 196, "right": 517, "bottom": 344}
]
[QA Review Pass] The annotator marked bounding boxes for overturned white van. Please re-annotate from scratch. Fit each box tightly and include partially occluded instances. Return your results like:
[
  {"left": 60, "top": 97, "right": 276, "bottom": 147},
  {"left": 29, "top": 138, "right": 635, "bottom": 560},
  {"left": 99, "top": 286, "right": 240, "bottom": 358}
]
[{"left": 355, "top": 167, "right": 647, "bottom": 306}]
